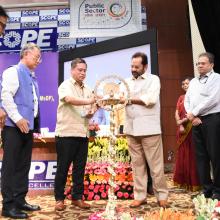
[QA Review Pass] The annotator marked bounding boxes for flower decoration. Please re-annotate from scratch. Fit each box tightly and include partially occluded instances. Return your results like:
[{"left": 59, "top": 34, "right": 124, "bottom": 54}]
[
  {"left": 64, "top": 137, "right": 134, "bottom": 201},
  {"left": 211, "top": 201, "right": 220, "bottom": 220},
  {"left": 193, "top": 194, "right": 218, "bottom": 220},
  {"left": 65, "top": 162, "right": 133, "bottom": 200}
]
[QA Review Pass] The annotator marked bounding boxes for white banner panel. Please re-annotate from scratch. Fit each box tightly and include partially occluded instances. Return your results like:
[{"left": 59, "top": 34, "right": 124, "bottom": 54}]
[
  {"left": 70, "top": 0, "right": 142, "bottom": 38},
  {"left": 188, "top": 0, "right": 205, "bottom": 76}
]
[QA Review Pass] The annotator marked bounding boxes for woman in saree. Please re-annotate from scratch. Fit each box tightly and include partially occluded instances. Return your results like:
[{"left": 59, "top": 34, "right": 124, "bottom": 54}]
[{"left": 173, "top": 77, "right": 200, "bottom": 191}]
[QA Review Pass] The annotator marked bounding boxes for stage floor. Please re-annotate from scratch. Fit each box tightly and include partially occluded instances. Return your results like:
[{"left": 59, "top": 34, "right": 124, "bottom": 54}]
[{"left": 0, "top": 174, "right": 198, "bottom": 219}]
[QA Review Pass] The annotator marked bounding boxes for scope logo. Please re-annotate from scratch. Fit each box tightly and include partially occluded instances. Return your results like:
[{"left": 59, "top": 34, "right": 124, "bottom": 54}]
[
  {"left": 76, "top": 38, "right": 96, "bottom": 44},
  {"left": 28, "top": 161, "right": 56, "bottom": 180},
  {"left": 58, "top": 8, "right": 70, "bottom": 15},
  {"left": 58, "top": 44, "right": 76, "bottom": 51},
  {"left": 58, "top": 32, "right": 70, "bottom": 38},
  {"left": 29, "top": 161, "right": 57, "bottom": 189},
  {"left": 0, "top": 161, "right": 57, "bottom": 189},
  {"left": 22, "top": 10, "right": 39, "bottom": 17},
  {"left": 0, "top": 28, "right": 57, "bottom": 52},
  {"left": 58, "top": 20, "right": 70, "bottom": 27},
  {"left": 40, "top": 15, "right": 58, "bottom": 22},
  {"left": 8, "top": 17, "right": 20, "bottom": 23},
  {"left": 3, "top": 31, "right": 21, "bottom": 48},
  {"left": 21, "top": 22, "right": 39, "bottom": 29}
]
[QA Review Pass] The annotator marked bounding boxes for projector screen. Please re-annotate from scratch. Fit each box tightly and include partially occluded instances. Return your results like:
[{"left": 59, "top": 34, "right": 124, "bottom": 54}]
[
  {"left": 63, "top": 44, "right": 150, "bottom": 88},
  {"left": 59, "top": 29, "right": 158, "bottom": 88},
  {"left": 58, "top": 29, "right": 158, "bottom": 131}
]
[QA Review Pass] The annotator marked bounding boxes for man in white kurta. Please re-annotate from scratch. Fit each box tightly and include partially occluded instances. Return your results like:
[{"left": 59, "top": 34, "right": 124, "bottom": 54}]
[{"left": 123, "top": 52, "right": 168, "bottom": 208}]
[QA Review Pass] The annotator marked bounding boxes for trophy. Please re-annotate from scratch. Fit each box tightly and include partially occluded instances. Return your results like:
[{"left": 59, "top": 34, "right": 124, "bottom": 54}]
[{"left": 92, "top": 75, "right": 130, "bottom": 219}]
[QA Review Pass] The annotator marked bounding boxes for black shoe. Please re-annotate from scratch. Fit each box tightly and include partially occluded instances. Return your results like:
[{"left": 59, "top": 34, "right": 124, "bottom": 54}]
[
  {"left": 147, "top": 185, "right": 154, "bottom": 195},
  {"left": 2, "top": 207, "right": 28, "bottom": 219},
  {"left": 204, "top": 191, "right": 213, "bottom": 199},
  {"left": 17, "top": 202, "right": 41, "bottom": 211}
]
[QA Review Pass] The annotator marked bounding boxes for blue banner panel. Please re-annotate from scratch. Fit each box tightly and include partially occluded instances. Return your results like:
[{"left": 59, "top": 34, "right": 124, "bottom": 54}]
[{"left": 0, "top": 28, "right": 57, "bottom": 53}]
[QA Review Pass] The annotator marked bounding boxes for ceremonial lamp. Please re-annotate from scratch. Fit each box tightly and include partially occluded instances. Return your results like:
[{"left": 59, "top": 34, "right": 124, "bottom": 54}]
[{"left": 92, "top": 75, "right": 130, "bottom": 219}]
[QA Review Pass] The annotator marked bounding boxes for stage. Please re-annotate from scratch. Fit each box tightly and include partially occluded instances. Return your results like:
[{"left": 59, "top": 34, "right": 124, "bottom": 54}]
[{"left": 0, "top": 173, "right": 198, "bottom": 219}]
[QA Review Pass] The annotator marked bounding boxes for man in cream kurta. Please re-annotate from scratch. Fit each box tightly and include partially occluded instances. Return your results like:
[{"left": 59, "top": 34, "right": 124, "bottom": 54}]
[
  {"left": 123, "top": 52, "right": 168, "bottom": 208},
  {"left": 54, "top": 58, "right": 96, "bottom": 211}
]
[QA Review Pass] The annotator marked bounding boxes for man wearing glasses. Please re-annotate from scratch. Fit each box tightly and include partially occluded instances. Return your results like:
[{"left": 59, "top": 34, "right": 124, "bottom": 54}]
[
  {"left": 0, "top": 6, "right": 8, "bottom": 36},
  {"left": 1, "top": 43, "right": 41, "bottom": 219},
  {"left": 184, "top": 52, "right": 220, "bottom": 201},
  {"left": 0, "top": 6, "right": 9, "bottom": 129}
]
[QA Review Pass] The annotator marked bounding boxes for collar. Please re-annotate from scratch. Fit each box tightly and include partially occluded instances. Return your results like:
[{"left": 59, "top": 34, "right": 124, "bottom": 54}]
[
  {"left": 132, "top": 72, "right": 148, "bottom": 80},
  {"left": 18, "top": 62, "right": 36, "bottom": 78},
  {"left": 70, "top": 77, "right": 85, "bottom": 88},
  {"left": 198, "top": 70, "right": 213, "bottom": 79}
]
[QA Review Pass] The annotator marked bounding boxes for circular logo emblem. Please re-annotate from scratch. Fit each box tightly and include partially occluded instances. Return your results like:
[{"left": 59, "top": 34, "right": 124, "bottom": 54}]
[
  {"left": 3, "top": 31, "right": 21, "bottom": 48},
  {"left": 107, "top": 2, "right": 126, "bottom": 18}
]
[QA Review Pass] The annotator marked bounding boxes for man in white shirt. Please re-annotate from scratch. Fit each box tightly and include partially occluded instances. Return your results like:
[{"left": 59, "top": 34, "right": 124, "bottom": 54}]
[
  {"left": 1, "top": 43, "right": 41, "bottom": 219},
  {"left": 122, "top": 52, "right": 168, "bottom": 208},
  {"left": 184, "top": 52, "right": 220, "bottom": 200}
]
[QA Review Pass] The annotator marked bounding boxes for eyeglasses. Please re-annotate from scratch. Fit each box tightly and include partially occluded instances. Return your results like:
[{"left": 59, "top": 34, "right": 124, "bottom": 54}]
[
  {"left": 29, "top": 52, "right": 42, "bottom": 63},
  {"left": 199, "top": 75, "right": 208, "bottom": 84},
  {"left": 196, "top": 62, "right": 209, "bottom": 66}
]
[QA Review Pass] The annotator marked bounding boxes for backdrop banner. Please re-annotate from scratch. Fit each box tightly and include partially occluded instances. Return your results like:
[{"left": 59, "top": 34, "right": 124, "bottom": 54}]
[
  {"left": 69, "top": 0, "right": 142, "bottom": 38},
  {"left": 0, "top": 6, "right": 146, "bottom": 53},
  {"left": 0, "top": 52, "right": 58, "bottom": 132}
]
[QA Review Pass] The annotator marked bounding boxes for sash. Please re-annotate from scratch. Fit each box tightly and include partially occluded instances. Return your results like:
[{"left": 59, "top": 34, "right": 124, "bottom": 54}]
[{"left": 177, "top": 122, "right": 192, "bottom": 147}]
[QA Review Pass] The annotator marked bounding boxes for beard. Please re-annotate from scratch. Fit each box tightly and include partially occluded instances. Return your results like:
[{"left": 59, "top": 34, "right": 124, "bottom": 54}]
[{"left": 132, "top": 70, "right": 144, "bottom": 78}]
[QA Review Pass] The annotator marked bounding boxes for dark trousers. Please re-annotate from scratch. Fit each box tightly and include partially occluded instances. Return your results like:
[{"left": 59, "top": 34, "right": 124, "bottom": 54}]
[
  {"left": 1, "top": 126, "right": 33, "bottom": 210},
  {"left": 192, "top": 113, "right": 220, "bottom": 196},
  {"left": 54, "top": 136, "right": 88, "bottom": 201}
]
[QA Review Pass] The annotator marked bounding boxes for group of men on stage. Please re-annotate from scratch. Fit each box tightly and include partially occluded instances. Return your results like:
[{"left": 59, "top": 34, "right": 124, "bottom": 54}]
[{"left": 1, "top": 5, "right": 220, "bottom": 220}]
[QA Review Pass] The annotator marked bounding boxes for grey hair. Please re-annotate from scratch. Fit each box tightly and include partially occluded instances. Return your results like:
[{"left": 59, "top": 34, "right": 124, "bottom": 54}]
[
  {"left": 198, "top": 52, "right": 215, "bottom": 64},
  {"left": 20, "top": 42, "right": 41, "bottom": 59}
]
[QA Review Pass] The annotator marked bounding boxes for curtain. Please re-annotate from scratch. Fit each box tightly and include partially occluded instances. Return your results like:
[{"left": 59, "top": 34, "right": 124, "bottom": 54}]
[{"left": 191, "top": 0, "right": 220, "bottom": 72}]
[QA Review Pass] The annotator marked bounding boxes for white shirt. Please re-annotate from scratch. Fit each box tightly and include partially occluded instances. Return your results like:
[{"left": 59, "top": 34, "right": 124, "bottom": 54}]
[
  {"left": 1, "top": 66, "right": 38, "bottom": 124},
  {"left": 124, "top": 72, "right": 161, "bottom": 136},
  {"left": 184, "top": 71, "right": 220, "bottom": 116}
]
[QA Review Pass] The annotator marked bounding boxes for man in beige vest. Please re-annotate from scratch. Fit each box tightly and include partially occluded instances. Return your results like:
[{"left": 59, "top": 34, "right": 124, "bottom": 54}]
[
  {"left": 54, "top": 58, "right": 97, "bottom": 211},
  {"left": 122, "top": 52, "right": 168, "bottom": 208}
]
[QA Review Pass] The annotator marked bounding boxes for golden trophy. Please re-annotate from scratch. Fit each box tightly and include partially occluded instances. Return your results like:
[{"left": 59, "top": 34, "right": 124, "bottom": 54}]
[{"left": 92, "top": 75, "right": 130, "bottom": 219}]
